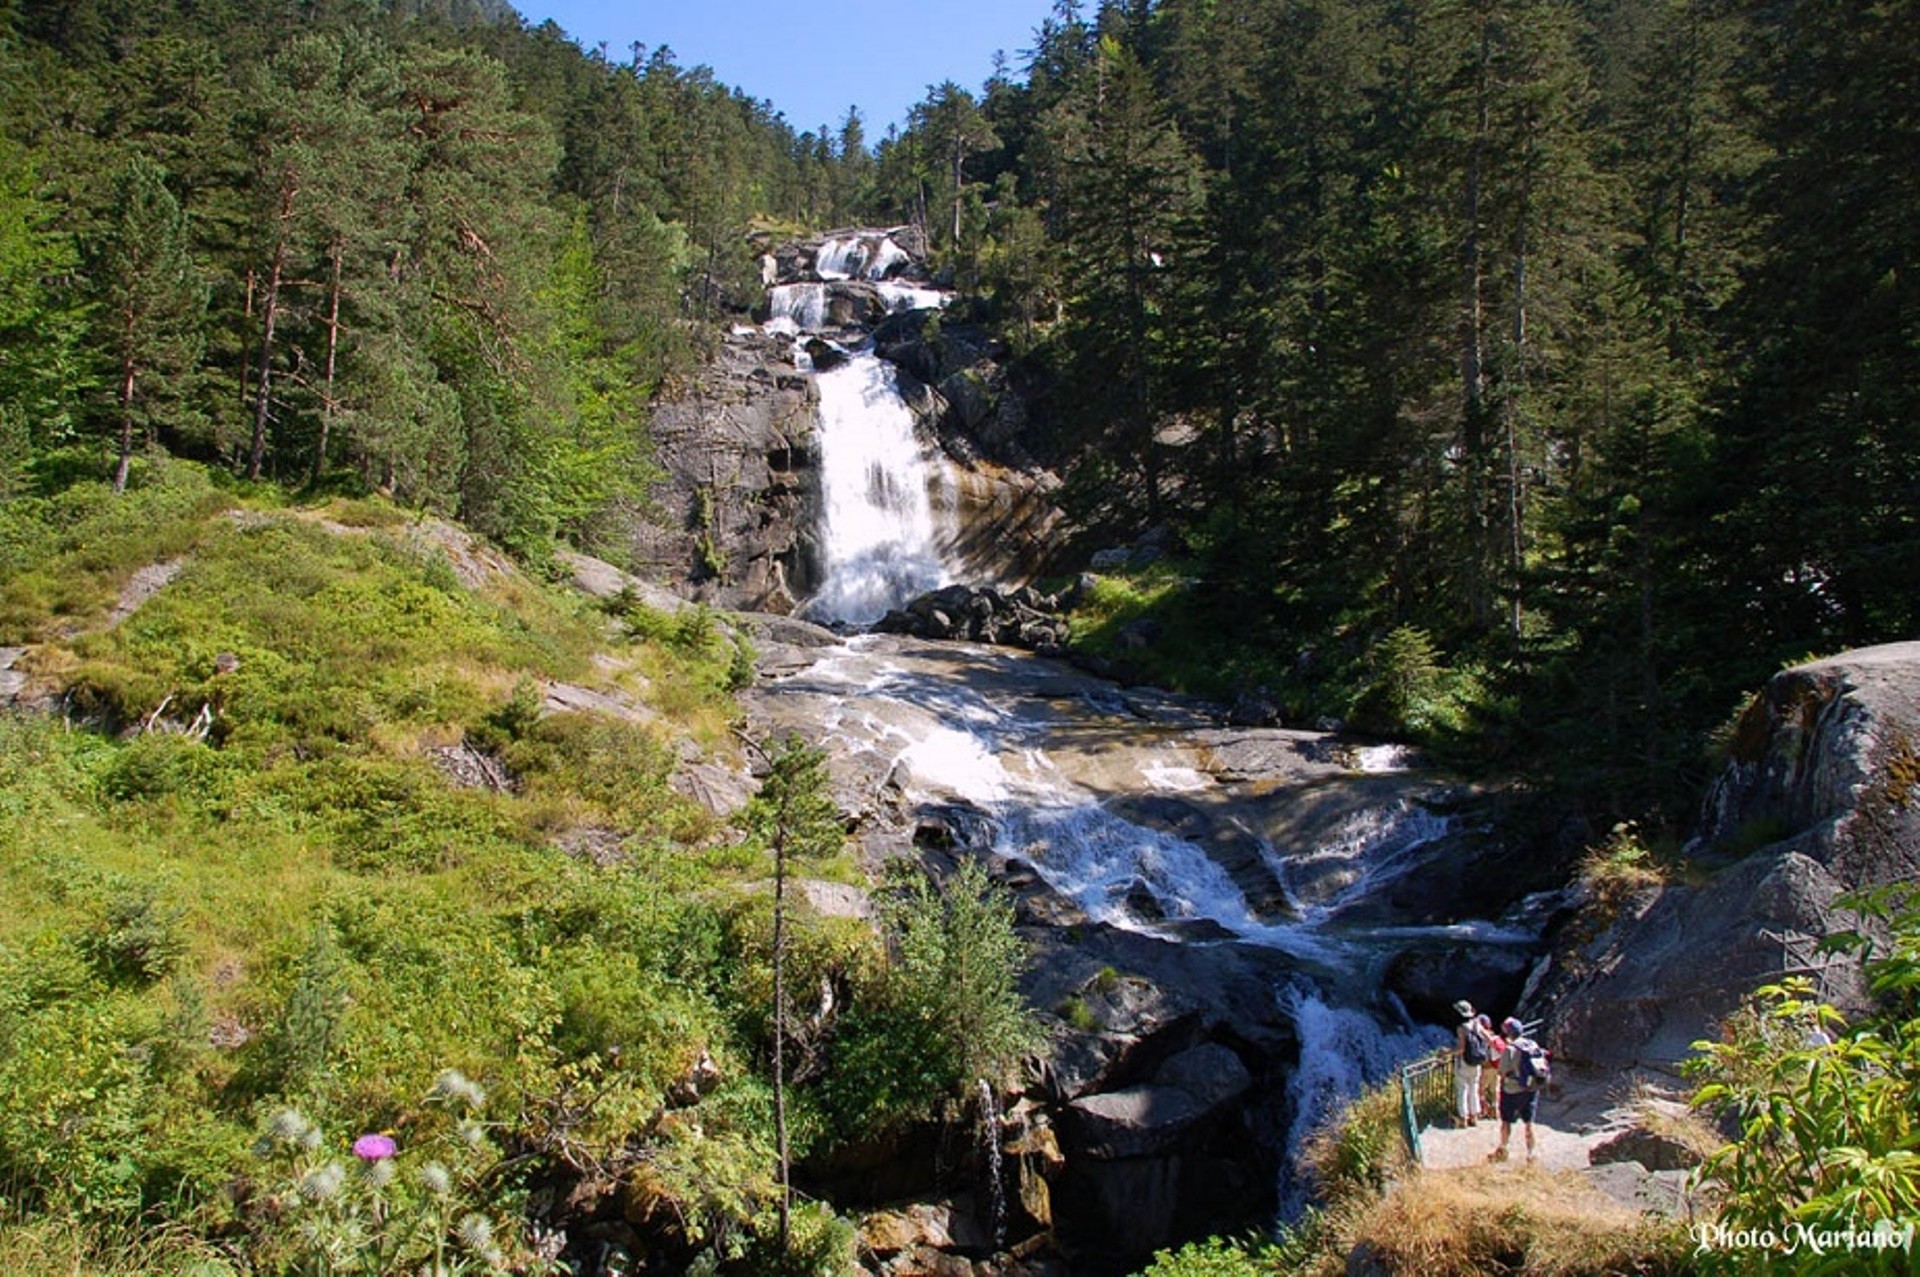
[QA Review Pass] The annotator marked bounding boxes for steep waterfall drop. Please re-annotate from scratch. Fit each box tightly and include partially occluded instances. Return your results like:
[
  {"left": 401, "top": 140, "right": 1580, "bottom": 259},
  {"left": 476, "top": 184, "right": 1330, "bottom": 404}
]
[
  {"left": 761, "top": 229, "right": 958, "bottom": 625},
  {"left": 804, "top": 348, "right": 953, "bottom": 625},
  {"left": 1277, "top": 980, "right": 1449, "bottom": 1217}
]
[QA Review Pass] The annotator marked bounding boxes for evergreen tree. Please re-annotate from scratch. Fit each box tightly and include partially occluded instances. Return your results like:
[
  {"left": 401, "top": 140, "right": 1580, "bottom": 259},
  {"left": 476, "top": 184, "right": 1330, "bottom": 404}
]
[
  {"left": 0, "top": 132, "right": 85, "bottom": 461},
  {"left": 84, "top": 157, "right": 209, "bottom": 492},
  {"left": 1042, "top": 33, "right": 1201, "bottom": 525},
  {"left": 1703, "top": 0, "right": 1920, "bottom": 657}
]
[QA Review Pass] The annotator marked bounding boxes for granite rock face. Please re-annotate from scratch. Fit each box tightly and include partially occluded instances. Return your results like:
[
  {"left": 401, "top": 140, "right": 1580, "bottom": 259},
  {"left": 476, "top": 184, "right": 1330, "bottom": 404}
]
[
  {"left": 629, "top": 328, "right": 822, "bottom": 613},
  {"left": 1526, "top": 643, "right": 1920, "bottom": 1067}
]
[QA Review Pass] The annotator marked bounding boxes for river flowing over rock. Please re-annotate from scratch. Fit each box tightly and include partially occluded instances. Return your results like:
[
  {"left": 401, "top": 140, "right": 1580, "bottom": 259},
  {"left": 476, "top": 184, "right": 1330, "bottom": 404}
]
[
  {"left": 629, "top": 226, "right": 1588, "bottom": 1269},
  {"left": 740, "top": 629, "right": 1556, "bottom": 1270},
  {"left": 1524, "top": 642, "right": 1920, "bottom": 1069}
]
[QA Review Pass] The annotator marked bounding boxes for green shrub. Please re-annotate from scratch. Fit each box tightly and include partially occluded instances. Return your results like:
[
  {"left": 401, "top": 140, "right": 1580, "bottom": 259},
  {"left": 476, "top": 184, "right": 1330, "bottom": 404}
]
[
  {"left": 1687, "top": 885, "right": 1920, "bottom": 1273},
  {"left": 1139, "top": 1233, "right": 1295, "bottom": 1276},
  {"left": 86, "top": 881, "right": 186, "bottom": 987},
  {"left": 1348, "top": 625, "right": 1479, "bottom": 739},
  {"left": 0, "top": 995, "right": 161, "bottom": 1220},
  {"left": 98, "top": 734, "right": 240, "bottom": 804},
  {"left": 815, "top": 860, "right": 1040, "bottom": 1141}
]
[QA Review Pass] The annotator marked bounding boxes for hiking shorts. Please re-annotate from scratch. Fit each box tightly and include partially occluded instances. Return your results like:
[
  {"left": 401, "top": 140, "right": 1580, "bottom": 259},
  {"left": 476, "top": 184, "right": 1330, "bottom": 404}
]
[{"left": 1499, "top": 1087, "right": 1539, "bottom": 1125}]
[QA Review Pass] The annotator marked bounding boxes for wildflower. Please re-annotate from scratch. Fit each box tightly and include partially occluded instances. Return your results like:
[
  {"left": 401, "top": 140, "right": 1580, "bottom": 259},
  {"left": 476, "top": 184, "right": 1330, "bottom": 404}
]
[
  {"left": 457, "top": 1118, "right": 488, "bottom": 1150},
  {"left": 433, "top": 1068, "right": 487, "bottom": 1110},
  {"left": 359, "top": 1156, "right": 396, "bottom": 1190},
  {"left": 352, "top": 1132, "right": 398, "bottom": 1160},
  {"left": 418, "top": 1161, "right": 452, "bottom": 1196},
  {"left": 298, "top": 1161, "right": 346, "bottom": 1203}
]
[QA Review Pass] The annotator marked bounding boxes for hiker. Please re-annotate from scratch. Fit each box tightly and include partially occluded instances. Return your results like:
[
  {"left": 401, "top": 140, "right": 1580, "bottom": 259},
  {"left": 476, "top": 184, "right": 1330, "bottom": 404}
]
[
  {"left": 1490, "top": 1015, "right": 1549, "bottom": 1165},
  {"left": 1477, "top": 1012, "right": 1504, "bottom": 1113},
  {"left": 1453, "top": 1000, "right": 1486, "bottom": 1127}
]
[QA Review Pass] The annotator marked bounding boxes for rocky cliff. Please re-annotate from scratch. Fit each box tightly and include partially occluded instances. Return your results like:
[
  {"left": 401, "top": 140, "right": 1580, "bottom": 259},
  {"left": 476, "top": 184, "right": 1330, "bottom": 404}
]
[{"left": 1524, "top": 643, "right": 1920, "bottom": 1068}]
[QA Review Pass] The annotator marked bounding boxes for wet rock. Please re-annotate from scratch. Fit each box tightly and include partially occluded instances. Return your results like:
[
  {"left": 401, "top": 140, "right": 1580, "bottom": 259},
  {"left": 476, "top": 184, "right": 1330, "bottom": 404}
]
[{"left": 876, "top": 583, "right": 1068, "bottom": 653}]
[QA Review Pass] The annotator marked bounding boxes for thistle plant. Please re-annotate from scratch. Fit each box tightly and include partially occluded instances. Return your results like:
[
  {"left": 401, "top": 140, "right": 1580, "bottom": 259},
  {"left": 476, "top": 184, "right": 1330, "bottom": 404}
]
[{"left": 249, "top": 1070, "right": 529, "bottom": 1274}]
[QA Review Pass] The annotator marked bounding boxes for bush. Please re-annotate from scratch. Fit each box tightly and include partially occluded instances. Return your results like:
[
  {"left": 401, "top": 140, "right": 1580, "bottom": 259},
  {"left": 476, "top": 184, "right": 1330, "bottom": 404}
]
[
  {"left": 86, "top": 881, "right": 187, "bottom": 987},
  {"left": 0, "top": 995, "right": 161, "bottom": 1220},
  {"left": 1686, "top": 885, "right": 1920, "bottom": 1273},
  {"left": 1348, "top": 626, "right": 1478, "bottom": 740},
  {"left": 816, "top": 860, "right": 1040, "bottom": 1140}
]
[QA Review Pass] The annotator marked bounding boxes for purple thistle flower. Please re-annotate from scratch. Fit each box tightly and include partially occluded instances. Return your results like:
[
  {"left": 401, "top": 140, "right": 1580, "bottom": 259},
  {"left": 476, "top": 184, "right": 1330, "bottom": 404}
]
[{"left": 352, "top": 1132, "right": 398, "bottom": 1161}]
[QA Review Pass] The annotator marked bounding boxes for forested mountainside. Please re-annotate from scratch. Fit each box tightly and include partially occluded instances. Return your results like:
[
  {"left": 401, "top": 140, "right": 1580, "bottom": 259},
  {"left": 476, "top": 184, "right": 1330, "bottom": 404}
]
[
  {"left": 7, "top": 0, "right": 1915, "bottom": 826},
  {"left": 863, "top": 0, "right": 1919, "bottom": 822},
  {"left": 0, "top": 0, "right": 877, "bottom": 555}
]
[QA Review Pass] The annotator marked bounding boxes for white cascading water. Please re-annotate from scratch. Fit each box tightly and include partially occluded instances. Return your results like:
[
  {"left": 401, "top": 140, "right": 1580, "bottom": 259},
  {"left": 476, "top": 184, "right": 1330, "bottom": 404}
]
[
  {"left": 763, "top": 231, "right": 956, "bottom": 625},
  {"left": 767, "top": 282, "right": 828, "bottom": 332},
  {"left": 757, "top": 229, "right": 1489, "bottom": 1225},
  {"left": 751, "top": 636, "right": 1499, "bottom": 1221},
  {"left": 1276, "top": 979, "right": 1449, "bottom": 1216},
  {"left": 816, "top": 232, "right": 912, "bottom": 281},
  {"left": 804, "top": 350, "right": 952, "bottom": 624}
]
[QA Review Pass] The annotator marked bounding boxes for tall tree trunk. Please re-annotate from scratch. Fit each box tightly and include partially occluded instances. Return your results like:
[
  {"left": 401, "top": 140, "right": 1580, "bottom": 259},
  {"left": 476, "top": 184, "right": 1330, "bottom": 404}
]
[
  {"left": 1459, "top": 14, "right": 1492, "bottom": 631},
  {"left": 114, "top": 320, "right": 137, "bottom": 494},
  {"left": 772, "top": 809, "right": 792, "bottom": 1251},
  {"left": 313, "top": 238, "right": 343, "bottom": 488},
  {"left": 249, "top": 173, "right": 297, "bottom": 483}
]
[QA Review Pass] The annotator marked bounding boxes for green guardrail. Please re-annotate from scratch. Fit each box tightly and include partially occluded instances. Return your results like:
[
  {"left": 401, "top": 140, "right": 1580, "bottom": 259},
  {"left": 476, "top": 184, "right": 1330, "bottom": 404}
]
[{"left": 1400, "top": 1052, "right": 1452, "bottom": 1164}]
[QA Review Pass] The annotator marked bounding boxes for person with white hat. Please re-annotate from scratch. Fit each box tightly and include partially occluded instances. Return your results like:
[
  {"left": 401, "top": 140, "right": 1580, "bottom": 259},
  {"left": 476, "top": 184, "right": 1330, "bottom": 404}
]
[{"left": 1452, "top": 999, "right": 1486, "bottom": 1127}]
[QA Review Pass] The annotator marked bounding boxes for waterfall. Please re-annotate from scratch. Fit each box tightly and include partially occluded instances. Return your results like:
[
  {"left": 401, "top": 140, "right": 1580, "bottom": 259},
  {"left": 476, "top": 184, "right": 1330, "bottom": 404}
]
[
  {"left": 1276, "top": 979, "right": 1449, "bottom": 1219},
  {"left": 816, "top": 232, "right": 911, "bottom": 281},
  {"left": 978, "top": 1078, "right": 1007, "bottom": 1249},
  {"left": 767, "top": 282, "right": 827, "bottom": 332},
  {"left": 876, "top": 281, "right": 948, "bottom": 313},
  {"left": 749, "top": 637, "right": 1532, "bottom": 1243},
  {"left": 804, "top": 351, "right": 952, "bottom": 624}
]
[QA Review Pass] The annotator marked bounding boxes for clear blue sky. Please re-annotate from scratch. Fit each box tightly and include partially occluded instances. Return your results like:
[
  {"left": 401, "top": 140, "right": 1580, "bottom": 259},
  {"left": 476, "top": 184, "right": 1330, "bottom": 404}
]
[{"left": 513, "top": 1, "right": 1057, "bottom": 139}]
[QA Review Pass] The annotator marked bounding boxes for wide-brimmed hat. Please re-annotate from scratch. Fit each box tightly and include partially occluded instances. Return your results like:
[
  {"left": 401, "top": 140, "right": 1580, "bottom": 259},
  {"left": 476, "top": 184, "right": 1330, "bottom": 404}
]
[{"left": 1453, "top": 1000, "right": 1475, "bottom": 1019}]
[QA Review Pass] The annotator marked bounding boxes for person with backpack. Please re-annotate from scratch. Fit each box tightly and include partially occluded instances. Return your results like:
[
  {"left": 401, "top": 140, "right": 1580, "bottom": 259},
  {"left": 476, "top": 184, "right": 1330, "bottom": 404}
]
[
  {"left": 1453, "top": 999, "right": 1486, "bottom": 1127},
  {"left": 1490, "top": 1015, "right": 1550, "bottom": 1164}
]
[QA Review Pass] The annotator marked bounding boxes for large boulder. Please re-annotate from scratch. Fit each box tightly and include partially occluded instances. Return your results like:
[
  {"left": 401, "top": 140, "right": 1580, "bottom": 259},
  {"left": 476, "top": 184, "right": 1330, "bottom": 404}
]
[{"left": 1525, "top": 644, "right": 1920, "bottom": 1068}]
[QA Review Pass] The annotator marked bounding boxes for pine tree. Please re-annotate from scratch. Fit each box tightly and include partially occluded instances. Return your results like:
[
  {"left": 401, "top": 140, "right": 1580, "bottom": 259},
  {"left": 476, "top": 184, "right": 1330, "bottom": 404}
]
[
  {"left": 84, "top": 157, "right": 208, "bottom": 492},
  {"left": 1042, "top": 34, "right": 1201, "bottom": 525}
]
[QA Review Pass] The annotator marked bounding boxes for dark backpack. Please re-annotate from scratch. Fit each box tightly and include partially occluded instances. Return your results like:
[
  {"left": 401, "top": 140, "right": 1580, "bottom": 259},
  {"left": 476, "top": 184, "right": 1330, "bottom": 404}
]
[
  {"left": 1515, "top": 1040, "right": 1551, "bottom": 1090},
  {"left": 1462, "top": 1024, "right": 1489, "bottom": 1065}
]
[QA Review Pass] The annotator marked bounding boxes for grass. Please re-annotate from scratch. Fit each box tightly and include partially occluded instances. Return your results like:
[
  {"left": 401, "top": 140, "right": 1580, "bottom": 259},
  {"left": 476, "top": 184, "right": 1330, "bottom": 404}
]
[
  {"left": 0, "top": 458, "right": 1035, "bottom": 1271},
  {"left": 1331, "top": 1165, "right": 1690, "bottom": 1277}
]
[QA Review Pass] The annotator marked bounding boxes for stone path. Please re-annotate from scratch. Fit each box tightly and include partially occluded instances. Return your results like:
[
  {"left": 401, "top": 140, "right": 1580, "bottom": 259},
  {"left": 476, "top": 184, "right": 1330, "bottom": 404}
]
[
  {"left": 1419, "top": 1064, "right": 1637, "bottom": 1171},
  {"left": 1416, "top": 1064, "right": 1710, "bottom": 1220}
]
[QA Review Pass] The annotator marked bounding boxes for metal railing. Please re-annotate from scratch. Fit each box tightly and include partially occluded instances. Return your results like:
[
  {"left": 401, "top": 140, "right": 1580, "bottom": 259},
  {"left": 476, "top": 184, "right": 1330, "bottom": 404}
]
[{"left": 1399, "top": 1051, "right": 1452, "bottom": 1164}]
